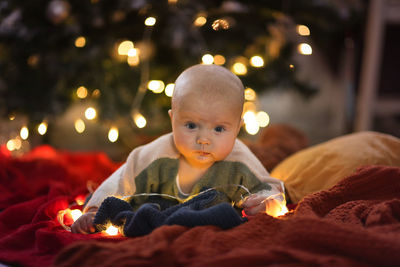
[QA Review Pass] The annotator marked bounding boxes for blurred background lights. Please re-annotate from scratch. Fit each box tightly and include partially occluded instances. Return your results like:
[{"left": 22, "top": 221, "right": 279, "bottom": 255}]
[
  {"left": 127, "top": 55, "right": 140, "bottom": 66},
  {"left": 74, "top": 119, "right": 85, "bottom": 133},
  {"left": 118, "top": 40, "right": 134, "bottom": 55},
  {"left": 127, "top": 48, "right": 138, "bottom": 57},
  {"left": 147, "top": 80, "right": 165, "bottom": 93},
  {"left": 194, "top": 16, "right": 207, "bottom": 27},
  {"left": 38, "top": 122, "right": 48, "bottom": 135},
  {"left": 244, "top": 88, "right": 257, "bottom": 101},
  {"left": 85, "top": 107, "right": 97, "bottom": 120},
  {"left": 201, "top": 54, "right": 214, "bottom": 65},
  {"left": 144, "top": 17, "right": 156, "bottom": 26},
  {"left": 6, "top": 138, "right": 22, "bottom": 151},
  {"left": 212, "top": 19, "right": 229, "bottom": 30},
  {"left": 70, "top": 209, "right": 82, "bottom": 222},
  {"left": 243, "top": 111, "right": 260, "bottom": 135},
  {"left": 243, "top": 101, "right": 256, "bottom": 113},
  {"left": 297, "top": 25, "right": 310, "bottom": 36},
  {"left": 256, "top": 111, "right": 270, "bottom": 127},
  {"left": 213, "top": 55, "right": 225, "bottom": 65},
  {"left": 250, "top": 56, "right": 264, "bottom": 67},
  {"left": 74, "top": 36, "right": 86, "bottom": 47},
  {"left": 20, "top": 126, "right": 29, "bottom": 140},
  {"left": 76, "top": 86, "right": 88, "bottom": 99},
  {"left": 108, "top": 127, "right": 119, "bottom": 142},
  {"left": 134, "top": 113, "right": 147, "bottom": 128},
  {"left": 232, "top": 62, "right": 247, "bottom": 75},
  {"left": 165, "top": 83, "right": 175, "bottom": 97},
  {"left": 298, "top": 43, "right": 312, "bottom": 55}
]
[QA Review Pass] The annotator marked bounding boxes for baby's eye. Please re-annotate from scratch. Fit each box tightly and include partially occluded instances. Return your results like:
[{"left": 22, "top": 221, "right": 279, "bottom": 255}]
[
  {"left": 214, "top": 126, "right": 225, "bottom": 133},
  {"left": 185, "top": 122, "right": 196, "bottom": 129}
]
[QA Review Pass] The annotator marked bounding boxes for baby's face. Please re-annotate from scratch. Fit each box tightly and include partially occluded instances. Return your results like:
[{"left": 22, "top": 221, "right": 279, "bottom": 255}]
[{"left": 169, "top": 92, "right": 242, "bottom": 169}]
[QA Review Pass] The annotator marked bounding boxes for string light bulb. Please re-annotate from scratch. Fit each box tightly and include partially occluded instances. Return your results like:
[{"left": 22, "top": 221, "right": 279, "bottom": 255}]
[
  {"left": 76, "top": 86, "right": 88, "bottom": 99},
  {"left": 38, "top": 121, "right": 48, "bottom": 135},
  {"left": 244, "top": 88, "right": 257, "bottom": 101},
  {"left": 147, "top": 80, "right": 165, "bottom": 93},
  {"left": 194, "top": 16, "right": 207, "bottom": 27},
  {"left": 297, "top": 25, "right": 310, "bottom": 36},
  {"left": 256, "top": 111, "right": 270, "bottom": 127},
  {"left": 105, "top": 225, "right": 119, "bottom": 236},
  {"left": 133, "top": 113, "right": 147, "bottom": 128},
  {"left": 75, "top": 36, "right": 86, "bottom": 47},
  {"left": 74, "top": 119, "right": 85, "bottom": 133},
  {"left": 70, "top": 209, "right": 83, "bottom": 222},
  {"left": 243, "top": 111, "right": 260, "bottom": 135},
  {"left": 213, "top": 55, "right": 225, "bottom": 65},
  {"left": 201, "top": 54, "right": 214, "bottom": 65},
  {"left": 298, "top": 43, "right": 312, "bottom": 55},
  {"left": 165, "top": 83, "right": 175, "bottom": 97},
  {"left": 20, "top": 126, "right": 29, "bottom": 140},
  {"left": 250, "top": 56, "right": 264, "bottom": 67},
  {"left": 144, "top": 17, "right": 156, "bottom": 26},
  {"left": 108, "top": 127, "right": 119, "bottom": 142},
  {"left": 118, "top": 40, "right": 134, "bottom": 55},
  {"left": 232, "top": 62, "right": 247, "bottom": 75},
  {"left": 85, "top": 107, "right": 97, "bottom": 120}
]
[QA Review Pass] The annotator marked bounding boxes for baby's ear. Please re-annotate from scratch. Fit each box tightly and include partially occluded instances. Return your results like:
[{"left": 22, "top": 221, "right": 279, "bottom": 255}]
[{"left": 168, "top": 109, "right": 172, "bottom": 119}]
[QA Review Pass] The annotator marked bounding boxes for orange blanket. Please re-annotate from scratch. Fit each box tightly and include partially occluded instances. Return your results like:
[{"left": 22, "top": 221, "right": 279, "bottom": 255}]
[{"left": 54, "top": 165, "right": 400, "bottom": 266}]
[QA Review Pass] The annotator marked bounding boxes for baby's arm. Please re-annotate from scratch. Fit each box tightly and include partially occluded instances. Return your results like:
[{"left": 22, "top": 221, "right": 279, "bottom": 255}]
[
  {"left": 71, "top": 207, "right": 98, "bottom": 234},
  {"left": 241, "top": 191, "right": 286, "bottom": 217}
]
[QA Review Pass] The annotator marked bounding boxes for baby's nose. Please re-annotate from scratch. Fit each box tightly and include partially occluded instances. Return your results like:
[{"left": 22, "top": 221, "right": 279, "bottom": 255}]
[{"left": 196, "top": 136, "right": 210, "bottom": 145}]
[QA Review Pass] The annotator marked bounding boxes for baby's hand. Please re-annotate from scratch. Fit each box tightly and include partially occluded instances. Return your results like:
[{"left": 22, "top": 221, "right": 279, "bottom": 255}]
[
  {"left": 242, "top": 193, "right": 284, "bottom": 217},
  {"left": 71, "top": 210, "right": 97, "bottom": 234}
]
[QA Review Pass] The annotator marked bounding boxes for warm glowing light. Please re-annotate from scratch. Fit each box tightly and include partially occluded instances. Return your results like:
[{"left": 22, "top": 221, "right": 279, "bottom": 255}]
[
  {"left": 165, "top": 83, "right": 175, "bottom": 97},
  {"left": 297, "top": 25, "right": 310, "bottom": 36},
  {"left": 243, "top": 101, "right": 256, "bottom": 114},
  {"left": 74, "top": 119, "right": 85, "bottom": 133},
  {"left": 243, "top": 111, "right": 259, "bottom": 135},
  {"left": 212, "top": 19, "right": 229, "bottom": 30},
  {"left": 250, "top": 56, "right": 264, "bottom": 67},
  {"left": 127, "top": 48, "right": 138, "bottom": 57},
  {"left": 147, "top": 80, "right": 165, "bottom": 93},
  {"left": 20, "top": 126, "right": 29, "bottom": 140},
  {"left": 76, "top": 86, "right": 88, "bottom": 99},
  {"left": 202, "top": 54, "right": 214, "bottom": 65},
  {"left": 70, "top": 209, "right": 83, "bottom": 222},
  {"left": 92, "top": 89, "right": 101, "bottom": 98},
  {"left": 105, "top": 225, "right": 119, "bottom": 236},
  {"left": 168, "top": 0, "right": 178, "bottom": 4},
  {"left": 118, "top": 40, "right": 134, "bottom": 55},
  {"left": 134, "top": 113, "right": 147, "bottom": 128},
  {"left": 9, "top": 114, "right": 15, "bottom": 120},
  {"left": 144, "top": 17, "right": 156, "bottom": 26},
  {"left": 85, "top": 107, "right": 97, "bottom": 120},
  {"left": 298, "top": 43, "right": 312, "bottom": 55},
  {"left": 244, "top": 88, "right": 256, "bottom": 101},
  {"left": 232, "top": 62, "right": 247, "bottom": 75},
  {"left": 6, "top": 139, "right": 16, "bottom": 151},
  {"left": 256, "top": 111, "right": 270, "bottom": 127},
  {"left": 108, "top": 127, "right": 119, "bottom": 142},
  {"left": 289, "top": 64, "right": 294, "bottom": 69},
  {"left": 75, "top": 36, "right": 86, "bottom": 47},
  {"left": 127, "top": 55, "right": 140, "bottom": 66},
  {"left": 38, "top": 122, "right": 48, "bottom": 135},
  {"left": 194, "top": 16, "right": 207, "bottom": 27},
  {"left": 213, "top": 55, "right": 225, "bottom": 65},
  {"left": 75, "top": 195, "right": 86, "bottom": 206}
]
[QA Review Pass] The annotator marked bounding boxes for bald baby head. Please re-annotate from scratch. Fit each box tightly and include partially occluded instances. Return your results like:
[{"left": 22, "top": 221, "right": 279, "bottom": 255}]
[{"left": 171, "top": 64, "right": 244, "bottom": 118}]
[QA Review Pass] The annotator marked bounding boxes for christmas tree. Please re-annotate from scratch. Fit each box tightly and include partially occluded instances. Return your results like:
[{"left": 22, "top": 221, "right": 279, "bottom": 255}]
[{"left": 0, "top": 0, "right": 362, "bottom": 155}]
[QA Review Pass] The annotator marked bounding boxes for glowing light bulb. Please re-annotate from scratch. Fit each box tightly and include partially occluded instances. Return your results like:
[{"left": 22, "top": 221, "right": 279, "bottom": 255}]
[
  {"left": 144, "top": 17, "right": 156, "bottom": 26},
  {"left": 250, "top": 56, "right": 264, "bottom": 67},
  {"left": 75, "top": 36, "right": 86, "bottom": 47},
  {"left": 244, "top": 88, "right": 256, "bottom": 101},
  {"left": 70, "top": 209, "right": 83, "bottom": 222},
  {"left": 108, "top": 127, "right": 119, "bottom": 142},
  {"left": 118, "top": 40, "right": 134, "bottom": 55},
  {"left": 256, "top": 111, "right": 270, "bottom": 127},
  {"left": 201, "top": 54, "right": 214, "bottom": 65},
  {"left": 20, "top": 126, "right": 29, "bottom": 140},
  {"left": 212, "top": 19, "right": 229, "bottom": 30},
  {"left": 298, "top": 43, "right": 312, "bottom": 55},
  {"left": 134, "top": 113, "right": 147, "bottom": 128},
  {"left": 297, "top": 25, "right": 310, "bottom": 36},
  {"left": 147, "top": 80, "right": 165, "bottom": 93},
  {"left": 6, "top": 139, "right": 15, "bottom": 151},
  {"left": 38, "top": 122, "right": 48, "bottom": 135},
  {"left": 213, "top": 54, "right": 225, "bottom": 65},
  {"left": 85, "top": 107, "right": 97, "bottom": 120},
  {"left": 127, "top": 55, "right": 139, "bottom": 66},
  {"left": 165, "top": 83, "right": 175, "bottom": 97},
  {"left": 105, "top": 225, "right": 119, "bottom": 236},
  {"left": 13, "top": 138, "right": 22, "bottom": 150},
  {"left": 194, "top": 16, "right": 207, "bottom": 27},
  {"left": 74, "top": 119, "right": 85, "bottom": 133},
  {"left": 232, "top": 62, "right": 247, "bottom": 75},
  {"left": 127, "top": 48, "right": 138, "bottom": 57},
  {"left": 76, "top": 86, "right": 88, "bottom": 99},
  {"left": 243, "top": 111, "right": 259, "bottom": 135}
]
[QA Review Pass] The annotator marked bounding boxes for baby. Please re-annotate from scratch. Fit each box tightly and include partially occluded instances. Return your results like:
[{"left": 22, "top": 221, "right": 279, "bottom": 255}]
[{"left": 71, "top": 64, "right": 285, "bottom": 234}]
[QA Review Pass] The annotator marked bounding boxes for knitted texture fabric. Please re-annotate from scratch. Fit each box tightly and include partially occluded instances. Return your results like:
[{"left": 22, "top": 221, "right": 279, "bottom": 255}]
[{"left": 93, "top": 189, "right": 246, "bottom": 237}]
